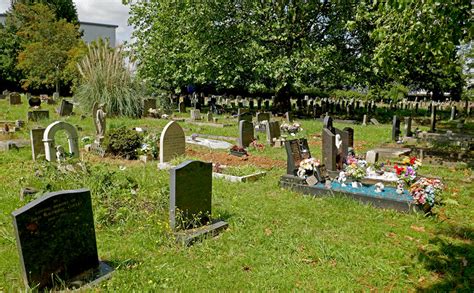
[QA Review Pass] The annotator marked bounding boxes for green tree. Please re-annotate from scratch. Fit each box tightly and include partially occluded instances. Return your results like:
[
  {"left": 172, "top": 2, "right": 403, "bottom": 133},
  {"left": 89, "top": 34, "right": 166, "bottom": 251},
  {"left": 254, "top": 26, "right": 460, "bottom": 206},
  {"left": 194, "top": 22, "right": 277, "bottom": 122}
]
[
  {"left": 367, "top": 0, "right": 472, "bottom": 99},
  {"left": 14, "top": 3, "right": 82, "bottom": 94},
  {"left": 0, "top": 17, "right": 23, "bottom": 89},
  {"left": 11, "top": 0, "right": 78, "bottom": 23},
  {"left": 126, "top": 0, "right": 362, "bottom": 110}
]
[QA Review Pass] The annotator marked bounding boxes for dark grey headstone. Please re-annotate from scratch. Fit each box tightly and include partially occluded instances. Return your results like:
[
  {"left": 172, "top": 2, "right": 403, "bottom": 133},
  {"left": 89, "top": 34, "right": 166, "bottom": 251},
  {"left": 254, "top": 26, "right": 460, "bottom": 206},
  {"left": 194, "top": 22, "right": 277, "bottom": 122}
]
[
  {"left": 59, "top": 100, "right": 74, "bottom": 116},
  {"left": 392, "top": 116, "right": 401, "bottom": 141},
  {"left": 322, "top": 128, "right": 337, "bottom": 171},
  {"left": 266, "top": 121, "right": 280, "bottom": 145},
  {"left": 239, "top": 120, "right": 254, "bottom": 148},
  {"left": 238, "top": 112, "right": 252, "bottom": 123},
  {"left": 343, "top": 127, "right": 354, "bottom": 149},
  {"left": 178, "top": 102, "right": 186, "bottom": 113},
  {"left": 404, "top": 117, "right": 412, "bottom": 137},
  {"left": 285, "top": 111, "right": 293, "bottom": 122},
  {"left": 284, "top": 139, "right": 311, "bottom": 175},
  {"left": 170, "top": 161, "right": 212, "bottom": 231},
  {"left": 12, "top": 189, "right": 112, "bottom": 289},
  {"left": 323, "top": 116, "right": 334, "bottom": 132},
  {"left": 28, "top": 97, "right": 41, "bottom": 107}
]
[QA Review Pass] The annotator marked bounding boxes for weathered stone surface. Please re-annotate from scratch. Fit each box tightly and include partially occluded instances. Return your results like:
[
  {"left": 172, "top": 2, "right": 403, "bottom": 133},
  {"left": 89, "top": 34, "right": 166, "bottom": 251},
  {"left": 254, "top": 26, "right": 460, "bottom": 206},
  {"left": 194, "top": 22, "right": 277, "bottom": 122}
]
[
  {"left": 30, "top": 128, "right": 45, "bottom": 160},
  {"left": 366, "top": 150, "right": 378, "bottom": 164},
  {"left": 266, "top": 121, "right": 281, "bottom": 145},
  {"left": 159, "top": 121, "right": 185, "bottom": 164},
  {"left": 9, "top": 92, "right": 21, "bottom": 105},
  {"left": 256, "top": 112, "right": 271, "bottom": 122},
  {"left": 392, "top": 116, "right": 401, "bottom": 141},
  {"left": 59, "top": 99, "right": 74, "bottom": 116}
]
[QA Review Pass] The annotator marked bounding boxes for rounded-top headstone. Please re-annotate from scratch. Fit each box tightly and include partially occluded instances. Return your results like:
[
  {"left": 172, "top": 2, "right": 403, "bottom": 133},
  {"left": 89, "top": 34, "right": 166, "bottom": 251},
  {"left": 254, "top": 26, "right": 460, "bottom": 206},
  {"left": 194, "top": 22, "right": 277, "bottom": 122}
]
[
  {"left": 28, "top": 96, "right": 41, "bottom": 107},
  {"left": 160, "top": 121, "right": 185, "bottom": 164}
]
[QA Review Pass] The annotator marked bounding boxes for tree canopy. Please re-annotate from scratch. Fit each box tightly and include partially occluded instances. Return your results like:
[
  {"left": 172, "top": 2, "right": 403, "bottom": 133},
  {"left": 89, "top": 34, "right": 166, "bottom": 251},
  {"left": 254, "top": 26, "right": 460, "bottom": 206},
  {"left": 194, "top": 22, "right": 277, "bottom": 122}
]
[
  {"left": 11, "top": 0, "right": 79, "bottom": 23},
  {"left": 0, "top": 3, "right": 84, "bottom": 93}
]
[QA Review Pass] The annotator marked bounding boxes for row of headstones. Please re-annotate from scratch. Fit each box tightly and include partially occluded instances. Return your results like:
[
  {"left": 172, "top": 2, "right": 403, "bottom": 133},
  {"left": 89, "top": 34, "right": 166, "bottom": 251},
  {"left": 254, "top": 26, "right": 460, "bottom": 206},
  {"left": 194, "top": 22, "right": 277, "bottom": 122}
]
[
  {"left": 391, "top": 105, "right": 444, "bottom": 141},
  {"left": 12, "top": 158, "right": 223, "bottom": 289}
]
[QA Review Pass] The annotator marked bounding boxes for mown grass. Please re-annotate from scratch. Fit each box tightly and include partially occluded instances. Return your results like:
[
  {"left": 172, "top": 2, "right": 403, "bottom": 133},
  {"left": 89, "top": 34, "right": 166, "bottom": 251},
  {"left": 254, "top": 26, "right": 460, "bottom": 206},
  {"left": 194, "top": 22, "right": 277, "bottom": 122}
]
[{"left": 0, "top": 98, "right": 472, "bottom": 291}]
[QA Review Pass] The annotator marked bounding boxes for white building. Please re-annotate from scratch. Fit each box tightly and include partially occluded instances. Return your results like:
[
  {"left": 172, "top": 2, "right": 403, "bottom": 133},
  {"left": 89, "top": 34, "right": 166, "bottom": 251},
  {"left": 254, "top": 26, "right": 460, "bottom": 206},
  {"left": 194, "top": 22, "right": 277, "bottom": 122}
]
[{"left": 0, "top": 13, "right": 118, "bottom": 47}]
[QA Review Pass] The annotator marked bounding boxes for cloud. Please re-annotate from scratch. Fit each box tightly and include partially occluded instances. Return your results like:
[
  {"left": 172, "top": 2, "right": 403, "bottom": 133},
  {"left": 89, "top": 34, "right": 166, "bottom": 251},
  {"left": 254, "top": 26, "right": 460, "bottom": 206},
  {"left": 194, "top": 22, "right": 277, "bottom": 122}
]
[{"left": 0, "top": 0, "right": 133, "bottom": 44}]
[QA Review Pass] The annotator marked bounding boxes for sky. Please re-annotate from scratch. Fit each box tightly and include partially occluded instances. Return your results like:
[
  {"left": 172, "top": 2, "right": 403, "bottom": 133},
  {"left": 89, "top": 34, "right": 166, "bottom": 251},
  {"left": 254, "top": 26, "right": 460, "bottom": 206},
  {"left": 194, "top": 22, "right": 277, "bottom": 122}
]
[{"left": 0, "top": 0, "right": 133, "bottom": 44}]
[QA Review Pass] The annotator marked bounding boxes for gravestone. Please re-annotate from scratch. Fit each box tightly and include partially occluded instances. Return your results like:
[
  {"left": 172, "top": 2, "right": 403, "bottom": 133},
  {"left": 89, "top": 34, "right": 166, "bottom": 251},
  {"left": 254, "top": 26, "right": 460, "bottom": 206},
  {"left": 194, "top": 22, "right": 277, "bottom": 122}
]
[
  {"left": 362, "top": 114, "right": 367, "bottom": 126},
  {"left": 392, "top": 116, "right": 401, "bottom": 141},
  {"left": 9, "top": 92, "right": 21, "bottom": 105},
  {"left": 343, "top": 127, "right": 354, "bottom": 149},
  {"left": 284, "top": 139, "right": 311, "bottom": 175},
  {"left": 264, "top": 100, "right": 270, "bottom": 110},
  {"left": 238, "top": 112, "right": 253, "bottom": 123},
  {"left": 28, "top": 97, "right": 41, "bottom": 108},
  {"left": 366, "top": 150, "right": 378, "bottom": 164},
  {"left": 370, "top": 118, "right": 380, "bottom": 125},
  {"left": 450, "top": 106, "right": 456, "bottom": 121},
  {"left": 238, "top": 120, "right": 254, "bottom": 148},
  {"left": 404, "top": 117, "right": 412, "bottom": 137},
  {"left": 59, "top": 99, "right": 74, "bottom": 116},
  {"left": 266, "top": 121, "right": 281, "bottom": 145},
  {"left": 12, "top": 189, "right": 113, "bottom": 289},
  {"left": 249, "top": 99, "right": 254, "bottom": 110},
  {"left": 430, "top": 105, "right": 437, "bottom": 132},
  {"left": 256, "top": 112, "right": 271, "bottom": 122},
  {"left": 257, "top": 99, "right": 262, "bottom": 110},
  {"left": 30, "top": 128, "right": 46, "bottom": 160},
  {"left": 178, "top": 102, "right": 186, "bottom": 113},
  {"left": 190, "top": 109, "right": 202, "bottom": 121},
  {"left": 43, "top": 121, "right": 80, "bottom": 162},
  {"left": 27, "top": 110, "right": 49, "bottom": 122},
  {"left": 285, "top": 111, "right": 293, "bottom": 122},
  {"left": 322, "top": 120, "right": 337, "bottom": 172},
  {"left": 206, "top": 112, "right": 213, "bottom": 122},
  {"left": 159, "top": 121, "right": 185, "bottom": 164},
  {"left": 170, "top": 161, "right": 228, "bottom": 245}
]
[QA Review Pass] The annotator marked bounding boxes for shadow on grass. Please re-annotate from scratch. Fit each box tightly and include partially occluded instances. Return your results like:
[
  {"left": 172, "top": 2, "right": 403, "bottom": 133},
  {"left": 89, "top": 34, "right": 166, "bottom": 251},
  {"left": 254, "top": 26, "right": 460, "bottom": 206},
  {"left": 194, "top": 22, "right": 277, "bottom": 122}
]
[{"left": 417, "top": 225, "right": 473, "bottom": 292}]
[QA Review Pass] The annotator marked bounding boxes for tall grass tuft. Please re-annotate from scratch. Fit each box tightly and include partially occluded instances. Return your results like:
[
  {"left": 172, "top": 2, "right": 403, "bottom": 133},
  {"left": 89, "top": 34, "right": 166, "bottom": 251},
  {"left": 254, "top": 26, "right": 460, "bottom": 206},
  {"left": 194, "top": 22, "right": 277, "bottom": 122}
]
[{"left": 75, "top": 42, "right": 143, "bottom": 117}]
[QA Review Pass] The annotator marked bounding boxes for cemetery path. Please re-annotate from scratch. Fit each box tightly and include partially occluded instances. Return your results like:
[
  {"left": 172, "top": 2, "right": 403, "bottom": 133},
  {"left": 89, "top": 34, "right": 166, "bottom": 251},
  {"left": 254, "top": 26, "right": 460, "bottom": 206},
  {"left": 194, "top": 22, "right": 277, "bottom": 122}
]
[{"left": 186, "top": 148, "right": 285, "bottom": 169}]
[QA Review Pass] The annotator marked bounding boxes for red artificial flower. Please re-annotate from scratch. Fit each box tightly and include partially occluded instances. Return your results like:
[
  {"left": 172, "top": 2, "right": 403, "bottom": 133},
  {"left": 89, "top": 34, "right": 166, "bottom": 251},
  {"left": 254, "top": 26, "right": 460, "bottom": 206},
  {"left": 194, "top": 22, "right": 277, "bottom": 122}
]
[
  {"left": 410, "top": 157, "right": 416, "bottom": 165},
  {"left": 394, "top": 164, "right": 404, "bottom": 175}
]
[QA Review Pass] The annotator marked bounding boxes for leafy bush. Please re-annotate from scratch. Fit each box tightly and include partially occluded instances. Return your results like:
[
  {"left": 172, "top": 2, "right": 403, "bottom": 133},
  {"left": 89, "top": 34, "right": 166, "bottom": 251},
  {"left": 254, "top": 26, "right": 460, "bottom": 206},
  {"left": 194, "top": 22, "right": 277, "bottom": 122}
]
[
  {"left": 104, "top": 127, "right": 143, "bottom": 159},
  {"left": 75, "top": 41, "right": 144, "bottom": 117}
]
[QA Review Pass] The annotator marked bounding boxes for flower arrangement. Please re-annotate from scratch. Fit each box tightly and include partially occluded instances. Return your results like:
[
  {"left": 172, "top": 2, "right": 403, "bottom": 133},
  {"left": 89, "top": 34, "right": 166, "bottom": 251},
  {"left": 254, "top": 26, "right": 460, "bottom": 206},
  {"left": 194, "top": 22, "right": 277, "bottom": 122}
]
[
  {"left": 280, "top": 122, "right": 302, "bottom": 135},
  {"left": 138, "top": 133, "right": 159, "bottom": 158},
  {"left": 409, "top": 177, "right": 443, "bottom": 207},
  {"left": 345, "top": 163, "right": 366, "bottom": 181},
  {"left": 394, "top": 156, "right": 421, "bottom": 185},
  {"left": 297, "top": 158, "right": 320, "bottom": 178}
]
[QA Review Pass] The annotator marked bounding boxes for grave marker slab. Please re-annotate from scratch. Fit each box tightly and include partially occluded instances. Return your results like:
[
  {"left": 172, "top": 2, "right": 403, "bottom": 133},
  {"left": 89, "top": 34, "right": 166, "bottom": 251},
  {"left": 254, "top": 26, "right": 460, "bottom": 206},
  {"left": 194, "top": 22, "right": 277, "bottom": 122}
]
[
  {"left": 238, "top": 120, "right": 254, "bottom": 148},
  {"left": 59, "top": 100, "right": 74, "bottom": 116},
  {"left": 30, "top": 128, "right": 45, "bottom": 160},
  {"left": 9, "top": 92, "right": 21, "bottom": 105},
  {"left": 159, "top": 121, "right": 185, "bottom": 164},
  {"left": 12, "top": 189, "right": 113, "bottom": 289},
  {"left": 170, "top": 161, "right": 227, "bottom": 245},
  {"left": 284, "top": 139, "right": 311, "bottom": 175}
]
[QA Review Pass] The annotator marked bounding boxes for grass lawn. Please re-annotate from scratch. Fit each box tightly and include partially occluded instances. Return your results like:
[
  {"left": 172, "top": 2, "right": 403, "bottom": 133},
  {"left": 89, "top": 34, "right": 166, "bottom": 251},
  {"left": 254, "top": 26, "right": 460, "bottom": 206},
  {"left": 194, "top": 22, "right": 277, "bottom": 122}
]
[{"left": 0, "top": 98, "right": 472, "bottom": 291}]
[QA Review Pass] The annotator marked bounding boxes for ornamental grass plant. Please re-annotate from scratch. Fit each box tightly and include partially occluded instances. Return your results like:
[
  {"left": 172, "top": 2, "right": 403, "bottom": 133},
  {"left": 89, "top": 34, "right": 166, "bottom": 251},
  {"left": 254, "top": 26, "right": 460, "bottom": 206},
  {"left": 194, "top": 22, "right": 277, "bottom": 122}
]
[{"left": 75, "top": 42, "right": 143, "bottom": 117}]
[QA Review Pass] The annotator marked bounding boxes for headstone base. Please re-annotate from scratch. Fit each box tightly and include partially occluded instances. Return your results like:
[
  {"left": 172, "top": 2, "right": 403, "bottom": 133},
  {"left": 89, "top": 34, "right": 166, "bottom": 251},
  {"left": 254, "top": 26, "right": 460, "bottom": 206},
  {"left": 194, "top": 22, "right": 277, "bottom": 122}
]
[
  {"left": 65, "top": 261, "right": 114, "bottom": 290},
  {"left": 175, "top": 220, "right": 228, "bottom": 246}
]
